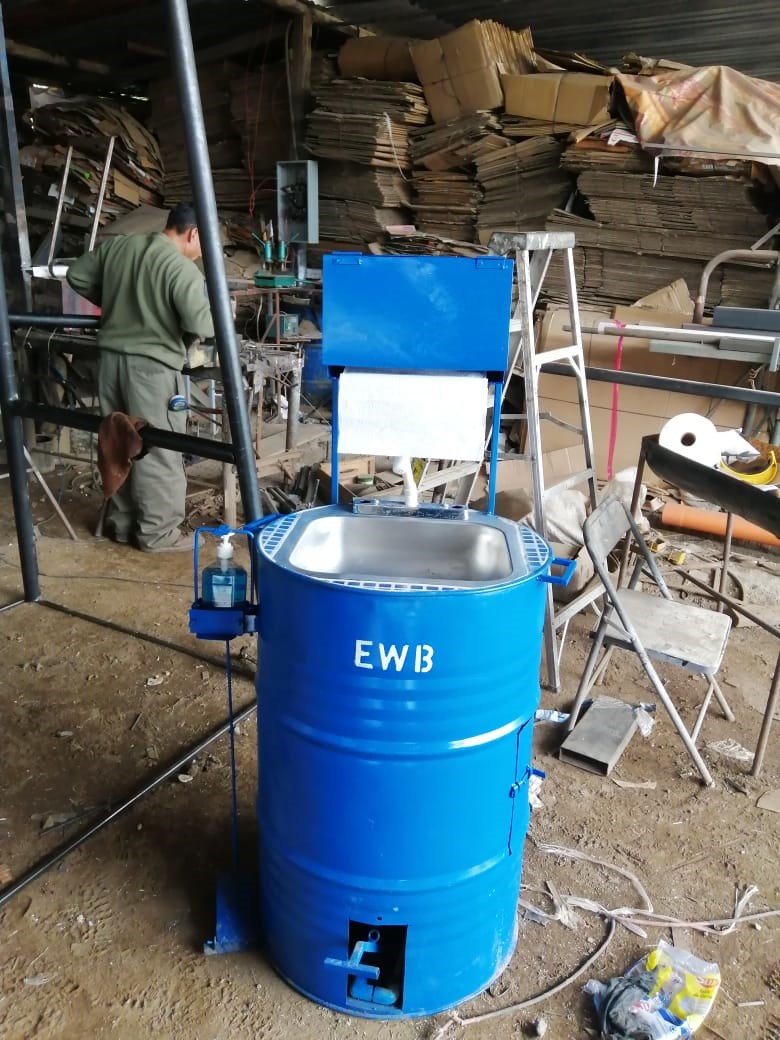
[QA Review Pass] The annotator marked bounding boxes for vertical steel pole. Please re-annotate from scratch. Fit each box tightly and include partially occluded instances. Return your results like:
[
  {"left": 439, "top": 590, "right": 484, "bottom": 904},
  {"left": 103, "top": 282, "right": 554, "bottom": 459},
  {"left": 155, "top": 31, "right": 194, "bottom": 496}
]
[
  {"left": 165, "top": 0, "right": 262, "bottom": 522},
  {"left": 0, "top": 257, "right": 40, "bottom": 601},
  {"left": 0, "top": 3, "right": 32, "bottom": 313}
]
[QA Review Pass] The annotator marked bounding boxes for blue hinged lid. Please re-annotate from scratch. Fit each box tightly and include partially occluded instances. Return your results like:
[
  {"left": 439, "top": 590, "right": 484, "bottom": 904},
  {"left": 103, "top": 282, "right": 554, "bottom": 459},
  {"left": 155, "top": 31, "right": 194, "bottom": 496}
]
[{"left": 322, "top": 254, "right": 513, "bottom": 374}]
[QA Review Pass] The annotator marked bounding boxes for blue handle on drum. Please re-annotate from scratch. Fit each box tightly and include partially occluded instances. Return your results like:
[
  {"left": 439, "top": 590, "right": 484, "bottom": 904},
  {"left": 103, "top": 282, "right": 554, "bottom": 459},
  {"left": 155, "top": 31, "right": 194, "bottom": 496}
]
[{"left": 540, "top": 556, "right": 576, "bottom": 587}]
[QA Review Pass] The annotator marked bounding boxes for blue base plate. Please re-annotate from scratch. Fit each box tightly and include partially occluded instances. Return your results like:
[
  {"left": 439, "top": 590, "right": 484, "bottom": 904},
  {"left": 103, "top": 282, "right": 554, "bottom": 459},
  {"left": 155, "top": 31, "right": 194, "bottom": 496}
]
[{"left": 203, "top": 872, "right": 260, "bottom": 955}]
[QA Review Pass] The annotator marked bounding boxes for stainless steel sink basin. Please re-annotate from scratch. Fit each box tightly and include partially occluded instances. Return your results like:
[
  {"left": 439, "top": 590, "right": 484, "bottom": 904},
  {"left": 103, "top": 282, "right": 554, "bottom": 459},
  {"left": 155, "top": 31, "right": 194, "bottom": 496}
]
[{"left": 286, "top": 514, "right": 512, "bottom": 583}]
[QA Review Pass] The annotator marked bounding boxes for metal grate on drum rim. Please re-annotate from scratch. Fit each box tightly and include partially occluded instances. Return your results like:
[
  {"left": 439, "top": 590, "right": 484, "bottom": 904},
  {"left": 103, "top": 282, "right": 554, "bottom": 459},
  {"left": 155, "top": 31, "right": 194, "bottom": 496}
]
[
  {"left": 520, "top": 525, "right": 551, "bottom": 570},
  {"left": 259, "top": 513, "right": 300, "bottom": 559},
  {"left": 329, "top": 578, "right": 459, "bottom": 592}
]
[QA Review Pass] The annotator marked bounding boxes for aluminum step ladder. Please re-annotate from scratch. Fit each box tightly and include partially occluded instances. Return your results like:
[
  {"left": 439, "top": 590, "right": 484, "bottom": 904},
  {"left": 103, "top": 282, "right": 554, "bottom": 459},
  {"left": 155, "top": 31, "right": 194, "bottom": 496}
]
[
  {"left": 493, "top": 231, "right": 600, "bottom": 692},
  {"left": 419, "top": 231, "right": 601, "bottom": 691}
]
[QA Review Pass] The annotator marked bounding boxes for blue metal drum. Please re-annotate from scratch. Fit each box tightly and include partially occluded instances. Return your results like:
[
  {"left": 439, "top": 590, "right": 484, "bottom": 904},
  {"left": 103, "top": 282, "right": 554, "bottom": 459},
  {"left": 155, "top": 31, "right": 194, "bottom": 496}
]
[{"left": 255, "top": 504, "right": 553, "bottom": 1018}]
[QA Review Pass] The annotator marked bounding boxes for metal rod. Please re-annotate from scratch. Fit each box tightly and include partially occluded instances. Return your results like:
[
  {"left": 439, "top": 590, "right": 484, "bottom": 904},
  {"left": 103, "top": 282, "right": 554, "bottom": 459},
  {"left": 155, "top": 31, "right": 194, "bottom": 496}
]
[
  {"left": 0, "top": 253, "right": 40, "bottom": 602},
  {"left": 751, "top": 652, "right": 780, "bottom": 778},
  {"left": 39, "top": 598, "right": 256, "bottom": 676},
  {"left": 541, "top": 362, "right": 780, "bottom": 409},
  {"left": 285, "top": 361, "right": 301, "bottom": 451},
  {"left": 487, "top": 381, "right": 501, "bottom": 513},
  {"left": 0, "top": 698, "right": 258, "bottom": 910},
  {"left": 0, "top": 3, "right": 33, "bottom": 311},
  {"left": 166, "top": 0, "right": 261, "bottom": 523},
  {"left": 751, "top": 220, "right": 780, "bottom": 252},
  {"left": 87, "top": 134, "right": 116, "bottom": 252},
  {"left": 0, "top": 597, "right": 25, "bottom": 613},
  {"left": 717, "top": 513, "right": 734, "bottom": 615},
  {"left": 9, "top": 314, "right": 100, "bottom": 329},
  {"left": 583, "top": 321, "right": 780, "bottom": 347},
  {"left": 46, "top": 144, "right": 73, "bottom": 268},
  {"left": 670, "top": 567, "right": 780, "bottom": 639},
  {"left": 225, "top": 642, "right": 240, "bottom": 871},
  {"left": 694, "top": 249, "right": 780, "bottom": 323},
  {"left": 668, "top": 564, "right": 780, "bottom": 780},
  {"left": 10, "top": 401, "right": 237, "bottom": 464},
  {"left": 23, "top": 445, "right": 79, "bottom": 541}
]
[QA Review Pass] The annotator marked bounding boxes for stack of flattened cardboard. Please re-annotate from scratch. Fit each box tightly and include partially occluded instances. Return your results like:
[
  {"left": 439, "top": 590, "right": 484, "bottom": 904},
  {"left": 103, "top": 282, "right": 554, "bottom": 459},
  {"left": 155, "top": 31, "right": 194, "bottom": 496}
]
[
  {"left": 544, "top": 165, "right": 777, "bottom": 311},
  {"left": 561, "top": 133, "right": 653, "bottom": 174},
  {"left": 306, "top": 78, "right": 428, "bottom": 246},
  {"left": 20, "top": 97, "right": 163, "bottom": 254},
  {"left": 474, "top": 137, "right": 572, "bottom": 243},
  {"left": 151, "top": 61, "right": 245, "bottom": 209},
  {"left": 319, "top": 160, "right": 412, "bottom": 240},
  {"left": 226, "top": 53, "right": 336, "bottom": 223},
  {"left": 407, "top": 111, "right": 511, "bottom": 241},
  {"left": 306, "top": 79, "right": 428, "bottom": 166},
  {"left": 410, "top": 20, "right": 536, "bottom": 124},
  {"left": 580, "top": 172, "right": 768, "bottom": 235},
  {"left": 410, "top": 170, "right": 482, "bottom": 241},
  {"left": 370, "top": 230, "right": 489, "bottom": 258},
  {"left": 409, "top": 112, "right": 505, "bottom": 170},
  {"left": 229, "top": 62, "right": 293, "bottom": 216}
]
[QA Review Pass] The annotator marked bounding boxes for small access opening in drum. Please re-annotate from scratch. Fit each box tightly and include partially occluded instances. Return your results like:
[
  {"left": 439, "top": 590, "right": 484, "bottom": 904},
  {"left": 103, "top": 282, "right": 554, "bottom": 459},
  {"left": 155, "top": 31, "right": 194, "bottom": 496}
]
[{"left": 346, "top": 920, "right": 407, "bottom": 1010}]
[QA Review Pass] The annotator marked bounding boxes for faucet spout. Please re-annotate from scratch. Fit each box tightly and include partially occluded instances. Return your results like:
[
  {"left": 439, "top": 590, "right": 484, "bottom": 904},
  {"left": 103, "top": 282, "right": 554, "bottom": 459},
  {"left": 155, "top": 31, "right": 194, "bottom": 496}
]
[{"left": 396, "top": 456, "right": 419, "bottom": 509}]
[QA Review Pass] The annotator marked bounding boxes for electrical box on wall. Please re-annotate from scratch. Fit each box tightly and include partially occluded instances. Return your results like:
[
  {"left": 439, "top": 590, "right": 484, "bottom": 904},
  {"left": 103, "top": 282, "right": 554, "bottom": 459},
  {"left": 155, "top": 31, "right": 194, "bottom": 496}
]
[{"left": 277, "top": 160, "right": 319, "bottom": 244}]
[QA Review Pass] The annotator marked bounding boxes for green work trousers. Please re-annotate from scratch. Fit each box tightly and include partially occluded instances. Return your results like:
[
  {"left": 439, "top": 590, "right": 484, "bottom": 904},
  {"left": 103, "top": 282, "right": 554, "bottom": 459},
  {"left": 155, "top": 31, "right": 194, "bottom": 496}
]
[{"left": 98, "top": 351, "right": 187, "bottom": 550}]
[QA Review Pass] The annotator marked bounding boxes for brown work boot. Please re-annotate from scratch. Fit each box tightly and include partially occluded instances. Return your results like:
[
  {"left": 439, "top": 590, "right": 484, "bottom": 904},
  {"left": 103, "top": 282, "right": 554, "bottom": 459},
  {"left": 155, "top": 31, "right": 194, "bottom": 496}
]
[{"left": 141, "top": 530, "right": 195, "bottom": 553}]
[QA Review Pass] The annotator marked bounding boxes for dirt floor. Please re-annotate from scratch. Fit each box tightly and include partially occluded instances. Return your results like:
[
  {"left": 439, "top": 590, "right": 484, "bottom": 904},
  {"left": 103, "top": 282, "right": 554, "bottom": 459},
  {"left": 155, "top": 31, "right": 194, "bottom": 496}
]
[{"left": 0, "top": 464, "right": 778, "bottom": 1040}]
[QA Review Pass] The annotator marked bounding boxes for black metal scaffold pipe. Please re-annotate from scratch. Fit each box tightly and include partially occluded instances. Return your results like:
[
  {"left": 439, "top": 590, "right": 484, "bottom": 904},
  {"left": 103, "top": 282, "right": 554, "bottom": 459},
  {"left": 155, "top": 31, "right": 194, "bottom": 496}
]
[
  {"left": 542, "top": 362, "right": 780, "bottom": 409},
  {"left": 0, "top": 698, "right": 258, "bottom": 910},
  {"left": 11, "top": 402, "right": 237, "bottom": 464},
  {"left": 0, "top": 259, "right": 40, "bottom": 601},
  {"left": 166, "top": 0, "right": 262, "bottom": 522},
  {"left": 8, "top": 313, "right": 100, "bottom": 329}
]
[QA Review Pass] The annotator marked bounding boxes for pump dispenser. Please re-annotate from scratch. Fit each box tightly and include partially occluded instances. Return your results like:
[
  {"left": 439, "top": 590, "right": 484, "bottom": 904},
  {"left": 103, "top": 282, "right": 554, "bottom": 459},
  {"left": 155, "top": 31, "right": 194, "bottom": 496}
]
[{"left": 202, "top": 533, "right": 248, "bottom": 609}]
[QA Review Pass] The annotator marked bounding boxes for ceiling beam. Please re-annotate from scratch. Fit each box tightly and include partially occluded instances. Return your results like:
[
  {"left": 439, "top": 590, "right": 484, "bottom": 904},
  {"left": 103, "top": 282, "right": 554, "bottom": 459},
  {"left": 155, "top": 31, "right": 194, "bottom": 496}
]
[
  {"left": 123, "top": 22, "right": 293, "bottom": 84},
  {"left": 254, "top": 0, "right": 348, "bottom": 29},
  {"left": 5, "top": 38, "right": 111, "bottom": 77}
]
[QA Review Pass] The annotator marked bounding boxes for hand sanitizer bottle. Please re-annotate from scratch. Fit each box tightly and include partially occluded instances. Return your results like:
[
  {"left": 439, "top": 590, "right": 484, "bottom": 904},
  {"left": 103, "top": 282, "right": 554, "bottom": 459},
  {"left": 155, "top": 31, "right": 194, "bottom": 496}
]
[{"left": 202, "top": 533, "right": 247, "bottom": 609}]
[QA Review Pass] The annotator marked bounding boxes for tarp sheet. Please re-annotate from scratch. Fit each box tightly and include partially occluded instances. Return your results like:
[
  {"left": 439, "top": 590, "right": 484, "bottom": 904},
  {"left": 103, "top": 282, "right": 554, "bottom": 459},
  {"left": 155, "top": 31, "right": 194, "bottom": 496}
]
[{"left": 615, "top": 65, "right": 780, "bottom": 166}]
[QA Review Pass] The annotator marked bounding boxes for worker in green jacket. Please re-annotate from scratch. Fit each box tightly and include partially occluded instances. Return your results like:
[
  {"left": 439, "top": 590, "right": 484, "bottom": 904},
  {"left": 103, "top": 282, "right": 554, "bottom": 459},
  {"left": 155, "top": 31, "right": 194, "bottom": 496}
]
[{"left": 67, "top": 203, "right": 214, "bottom": 552}]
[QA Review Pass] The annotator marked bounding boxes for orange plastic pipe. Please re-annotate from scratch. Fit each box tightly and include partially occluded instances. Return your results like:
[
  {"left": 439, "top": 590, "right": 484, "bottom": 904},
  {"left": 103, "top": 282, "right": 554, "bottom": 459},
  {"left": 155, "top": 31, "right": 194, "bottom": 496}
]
[{"left": 661, "top": 502, "right": 780, "bottom": 548}]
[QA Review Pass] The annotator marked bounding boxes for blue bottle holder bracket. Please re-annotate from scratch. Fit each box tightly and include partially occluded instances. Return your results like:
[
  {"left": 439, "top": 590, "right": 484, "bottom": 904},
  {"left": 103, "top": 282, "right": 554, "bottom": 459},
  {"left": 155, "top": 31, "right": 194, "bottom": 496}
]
[{"left": 188, "top": 516, "right": 278, "bottom": 642}]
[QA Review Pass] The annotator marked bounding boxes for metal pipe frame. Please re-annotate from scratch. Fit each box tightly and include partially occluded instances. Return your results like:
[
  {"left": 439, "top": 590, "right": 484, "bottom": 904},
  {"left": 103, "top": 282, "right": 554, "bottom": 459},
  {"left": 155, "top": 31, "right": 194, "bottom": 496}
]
[
  {"left": 0, "top": 3, "right": 32, "bottom": 312},
  {"left": 542, "top": 361, "right": 780, "bottom": 409},
  {"left": 0, "top": 250, "right": 40, "bottom": 602},
  {"left": 0, "top": 0, "right": 270, "bottom": 910},
  {"left": 11, "top": 401, "right": 238, "bottom": 465},
  {"left": 588, "top": 320, "right": 780, "bottom": 348},
  {"left": 693, "top": 249, "right": 780, "bottom": 324},
  {"left": 9, "top": 314, "right": 100, "bottom": 329},
  {"left": 166, "top": 0, "right": 261, "bottom": 522}
]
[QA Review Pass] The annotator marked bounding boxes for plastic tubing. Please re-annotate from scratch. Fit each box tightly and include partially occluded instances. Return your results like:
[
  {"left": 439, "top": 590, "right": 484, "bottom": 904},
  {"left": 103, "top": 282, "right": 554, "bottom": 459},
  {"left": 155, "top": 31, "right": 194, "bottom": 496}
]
[{"left": 661, "top": 502, "right": 780, "bottom": 547}]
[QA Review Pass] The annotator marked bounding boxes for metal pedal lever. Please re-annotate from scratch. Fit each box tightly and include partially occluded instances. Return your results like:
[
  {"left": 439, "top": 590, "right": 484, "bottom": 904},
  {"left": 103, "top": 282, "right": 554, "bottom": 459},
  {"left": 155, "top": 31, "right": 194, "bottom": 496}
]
[{"left": 324, "top": 932, "right": 382, "bottom": 979}]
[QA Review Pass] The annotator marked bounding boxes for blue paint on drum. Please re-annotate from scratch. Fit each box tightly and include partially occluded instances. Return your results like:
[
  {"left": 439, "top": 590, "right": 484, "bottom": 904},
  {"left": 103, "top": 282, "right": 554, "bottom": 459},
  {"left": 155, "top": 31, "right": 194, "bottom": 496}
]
[{"left": 255, "top": 506, "right": 552, "bottom": 1018}]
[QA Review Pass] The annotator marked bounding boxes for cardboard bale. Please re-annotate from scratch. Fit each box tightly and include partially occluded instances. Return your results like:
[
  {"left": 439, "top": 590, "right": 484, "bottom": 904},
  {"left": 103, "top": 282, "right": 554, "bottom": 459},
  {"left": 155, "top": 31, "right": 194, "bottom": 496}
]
[
  {"left": 338, "top": 36, "right": 418, "bottom": 81},
  {"left": 411, "top": 20, "right": 535, "bottom": 123},
  {"left": 502, "top": 72, "right": 612, "bottom": 127}
]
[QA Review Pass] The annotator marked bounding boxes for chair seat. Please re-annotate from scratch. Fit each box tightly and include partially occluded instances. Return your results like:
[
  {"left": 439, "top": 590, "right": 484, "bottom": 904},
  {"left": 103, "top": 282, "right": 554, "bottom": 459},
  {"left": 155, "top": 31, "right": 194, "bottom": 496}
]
[{"left": 604, "top": 589, "right": 731, "bottom": 674}]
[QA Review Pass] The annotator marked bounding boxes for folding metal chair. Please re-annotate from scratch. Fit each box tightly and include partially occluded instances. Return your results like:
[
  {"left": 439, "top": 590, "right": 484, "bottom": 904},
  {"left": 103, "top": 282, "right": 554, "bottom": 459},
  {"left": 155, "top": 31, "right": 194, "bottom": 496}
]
[{"left": 567, "top": 496, "right": 734, "bottom": 786}]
